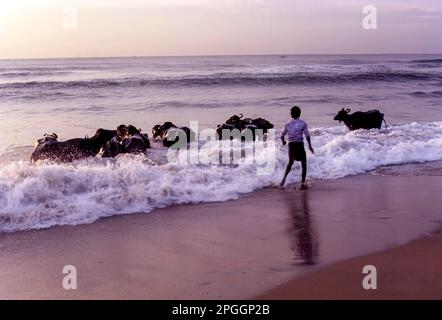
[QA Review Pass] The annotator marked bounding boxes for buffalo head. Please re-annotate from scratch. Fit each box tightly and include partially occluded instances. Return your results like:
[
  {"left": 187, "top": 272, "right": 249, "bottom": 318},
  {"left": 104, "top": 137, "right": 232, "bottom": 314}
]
[
  {"left": 152, "top": 125, "right": 162, "bottom": 137},
  {"left": 333, "top": 108, "right": 351, "bottom": 122},
  {"left": 127, "top": 125, "right": 142, "bottom": 136},
  {"left": 152, "top": 122, "right": 177, "bottom": 139},
  {"left": 225, "top": 114, "right": 244, "bottom": 125}
]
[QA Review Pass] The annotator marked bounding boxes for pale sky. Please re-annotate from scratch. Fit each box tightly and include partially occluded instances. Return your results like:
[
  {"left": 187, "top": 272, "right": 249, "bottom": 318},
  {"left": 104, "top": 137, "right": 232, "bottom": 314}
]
[{"left": 0, "top": 0, "right": 441, "bottom": 59}]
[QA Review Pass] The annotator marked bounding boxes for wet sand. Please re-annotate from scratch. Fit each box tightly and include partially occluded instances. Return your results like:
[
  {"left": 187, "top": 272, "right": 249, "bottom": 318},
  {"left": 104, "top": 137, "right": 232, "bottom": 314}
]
[
  {"left": 258, "top": 232, "right": 442, "bottom": 300},
  {"left": 0, "top": 170, "right": 441, "bottom": 299}
]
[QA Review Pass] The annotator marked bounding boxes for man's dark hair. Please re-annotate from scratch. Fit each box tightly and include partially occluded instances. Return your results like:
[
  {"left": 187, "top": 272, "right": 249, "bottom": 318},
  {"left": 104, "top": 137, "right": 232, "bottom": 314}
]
[{"left": 291, "top": 106, "right": 301, "bottom": 119}]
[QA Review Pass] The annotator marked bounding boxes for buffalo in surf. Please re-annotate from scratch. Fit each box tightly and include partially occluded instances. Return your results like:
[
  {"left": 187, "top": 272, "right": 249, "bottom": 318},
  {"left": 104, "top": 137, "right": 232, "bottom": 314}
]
[
  {"left": 152, "top": 122, "right": 195, "bottom": 148},
  {"left": 333, "top": 108, "right": 386, "bottom": 131},
  {"left": 217, "top": 114, "right": 274, "bottom": 140},
  {"left": 31, "top": 129, "right": 117, "bottom": 163},
  {"left": 100, "top": 125, "right": 151, "bottom": 158}
]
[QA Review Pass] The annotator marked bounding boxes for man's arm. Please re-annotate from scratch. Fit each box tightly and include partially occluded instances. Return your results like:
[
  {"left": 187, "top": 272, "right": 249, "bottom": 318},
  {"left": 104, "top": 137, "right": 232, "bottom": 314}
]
[
  {"left": 306, "top": 136, "right": 314, "bottom": 154},
  {"left": 281, "top": 124, "right": 287, "bottom": 145},
  {"left": 304, "top": 124, "right": 314, "bottom": 154}
]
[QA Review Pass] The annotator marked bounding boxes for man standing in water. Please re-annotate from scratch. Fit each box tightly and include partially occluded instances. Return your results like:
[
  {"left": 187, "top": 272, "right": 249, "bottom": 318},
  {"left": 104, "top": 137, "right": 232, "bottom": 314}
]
[{"left": 280, "top": 106, "right": 314, "bottom": 189}]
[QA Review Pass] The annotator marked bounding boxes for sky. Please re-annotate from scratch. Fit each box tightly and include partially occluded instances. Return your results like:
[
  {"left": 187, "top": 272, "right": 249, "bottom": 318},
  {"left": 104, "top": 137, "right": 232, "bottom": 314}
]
[{"left": 0, "top": 0, "right": 441, "bottom": 59}]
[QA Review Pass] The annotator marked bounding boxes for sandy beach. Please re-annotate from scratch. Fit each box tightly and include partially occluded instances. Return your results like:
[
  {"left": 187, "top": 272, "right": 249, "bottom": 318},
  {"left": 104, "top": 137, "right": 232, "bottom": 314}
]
[
  {"left": 0, "top": 166, "right": 441, "bottom": 300},
  {"left": 1, "top": 0, "right": 442, "bottom": 303},
  {"left": 258, "top": 231, "right": 442, "bottom": 300}
]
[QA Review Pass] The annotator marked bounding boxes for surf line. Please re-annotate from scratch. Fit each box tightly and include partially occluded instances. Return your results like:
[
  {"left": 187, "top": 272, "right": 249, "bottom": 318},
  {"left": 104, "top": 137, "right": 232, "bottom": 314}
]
[
  {"left": 171, "top": 304, "right": 206, "bottom": 318},
  {"left": 166, "top": 120, "right": 277, "bottom": 176}
]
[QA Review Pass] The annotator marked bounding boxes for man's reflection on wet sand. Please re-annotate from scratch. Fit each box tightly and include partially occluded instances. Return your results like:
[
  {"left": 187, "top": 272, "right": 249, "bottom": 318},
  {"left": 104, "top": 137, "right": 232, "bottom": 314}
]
[{"left": 284, "top": 190, "right": 319, "bottom": 265}]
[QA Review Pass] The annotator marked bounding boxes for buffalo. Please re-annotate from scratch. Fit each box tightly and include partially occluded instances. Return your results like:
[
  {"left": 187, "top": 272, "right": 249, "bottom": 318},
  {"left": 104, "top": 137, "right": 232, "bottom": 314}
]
[
  {"left": 31, "top": 128, "right": 117, "bottom": 163},
  {"left": 217, "top": 114, "right": 274, "bottom": 140},
  {"left": 152, "top": 122, "right": 195, "bottom": 148},
  {"left": 333, "top": 108, "right": 385, "bottom": 131},
  {"left": 100, "top": 125, "right": 151, "bottom": 158}
]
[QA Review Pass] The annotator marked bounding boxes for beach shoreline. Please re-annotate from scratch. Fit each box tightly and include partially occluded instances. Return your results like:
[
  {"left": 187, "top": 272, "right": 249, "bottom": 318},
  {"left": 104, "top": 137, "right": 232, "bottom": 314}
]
[
  {"left": 1, "top": 4, "right": 442, "bottom": 302},
  {"left": 0, "top": 168, "right": 441, "bottom": 299},
  {"left": 257, "top": 230, "right": 442, "bottom": 300}
]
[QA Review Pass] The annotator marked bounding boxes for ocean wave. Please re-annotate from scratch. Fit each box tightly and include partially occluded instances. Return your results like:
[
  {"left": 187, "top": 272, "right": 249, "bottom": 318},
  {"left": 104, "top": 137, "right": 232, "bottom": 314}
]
[
  {"left": 411, "top": 59, "right": 442, "bottom": 64},
  {"left": 409, "top": 91, "right": 442, "bottom": 98},
  {"left": 1, "top": 121, "right": 441, "bottom": 233},
  {"left": 0, "top": 71, "right": 72, "bottom": 78},
  {"left": 0, "top": 65, "right": 100, "bottom": 73},
  {"left": 0, "top": 70, "right": 437, "bottom": 91}
]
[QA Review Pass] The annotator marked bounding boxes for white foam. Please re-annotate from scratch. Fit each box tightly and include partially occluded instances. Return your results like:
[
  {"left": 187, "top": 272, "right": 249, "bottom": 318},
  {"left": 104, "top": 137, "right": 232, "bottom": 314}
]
[{"left": 1, "top": 121, "right": 441, "bottom": 232}]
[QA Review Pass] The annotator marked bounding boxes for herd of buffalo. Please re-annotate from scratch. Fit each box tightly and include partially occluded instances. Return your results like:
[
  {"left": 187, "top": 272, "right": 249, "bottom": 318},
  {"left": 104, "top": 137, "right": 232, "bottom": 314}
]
[{"left": 30, "top": 108, "right": 386, "bottom": 163}]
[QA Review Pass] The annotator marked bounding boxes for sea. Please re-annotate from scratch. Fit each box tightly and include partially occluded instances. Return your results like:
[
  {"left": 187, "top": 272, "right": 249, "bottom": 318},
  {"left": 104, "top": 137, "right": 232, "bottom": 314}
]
[{"left": 0, "top": 54, "right": 441, "bottom": 232}]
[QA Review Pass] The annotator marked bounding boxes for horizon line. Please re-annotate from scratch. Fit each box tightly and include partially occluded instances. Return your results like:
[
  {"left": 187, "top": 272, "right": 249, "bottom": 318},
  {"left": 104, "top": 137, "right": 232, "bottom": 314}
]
[{"left": 1, "top": 52, "right": 442, "bottom": 61}]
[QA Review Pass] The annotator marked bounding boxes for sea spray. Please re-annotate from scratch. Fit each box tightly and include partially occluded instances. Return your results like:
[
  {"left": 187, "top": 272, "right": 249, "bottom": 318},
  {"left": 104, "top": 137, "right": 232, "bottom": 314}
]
[{"left": 1, "top": 121, "right": 442, "bottom": 232}]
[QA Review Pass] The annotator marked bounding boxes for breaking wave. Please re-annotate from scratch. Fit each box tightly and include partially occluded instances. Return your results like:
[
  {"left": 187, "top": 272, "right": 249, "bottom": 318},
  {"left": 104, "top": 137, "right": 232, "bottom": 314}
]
[
  {"left": 411, "top": 59, "right": 442, "bottom": 64},
  {"left": 0, "top": 70, "right": 437, "bottom": 91},
  {"left": 1, "top": 121, "right": 441, "bottom": 233}
]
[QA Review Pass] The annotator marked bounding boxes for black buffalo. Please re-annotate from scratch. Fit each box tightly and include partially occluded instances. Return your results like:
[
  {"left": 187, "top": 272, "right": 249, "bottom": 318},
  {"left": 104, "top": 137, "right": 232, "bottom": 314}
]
[
  {"left": 31, "top": 129, "right": 117, "bottom": 163},
  {"left": 333, "top": 108, "right": 385, "bottom": 131},
  {"left": 152, "top": 122, "right": 195, "bottom": 148},
  {"left": 100, "top": 125, "right": 151, "bottom": 158},
  {"left": 217, "top": 114, "right": 274, "bottom": 140}
]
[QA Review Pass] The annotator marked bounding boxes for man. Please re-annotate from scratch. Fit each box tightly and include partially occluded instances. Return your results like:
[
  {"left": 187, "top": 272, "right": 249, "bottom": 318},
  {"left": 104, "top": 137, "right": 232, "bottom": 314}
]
[{"left": 280, "top": 106, "right": 314, "bottom": 189}]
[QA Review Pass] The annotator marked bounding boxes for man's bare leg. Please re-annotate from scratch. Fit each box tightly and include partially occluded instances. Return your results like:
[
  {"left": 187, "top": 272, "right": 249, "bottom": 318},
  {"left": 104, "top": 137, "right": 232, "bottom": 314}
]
[
  {"left": 280, "top": 158, "right": 295, "bottom": 187},
  {"left": 300, "top": 159, "right": 308, "bottom": 189}
]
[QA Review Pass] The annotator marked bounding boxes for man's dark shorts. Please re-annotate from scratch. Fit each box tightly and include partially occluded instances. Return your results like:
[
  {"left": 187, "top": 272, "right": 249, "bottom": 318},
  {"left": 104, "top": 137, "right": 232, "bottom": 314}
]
[{"left": 288, "top": 141, "right": 306, "bottom": 162}]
